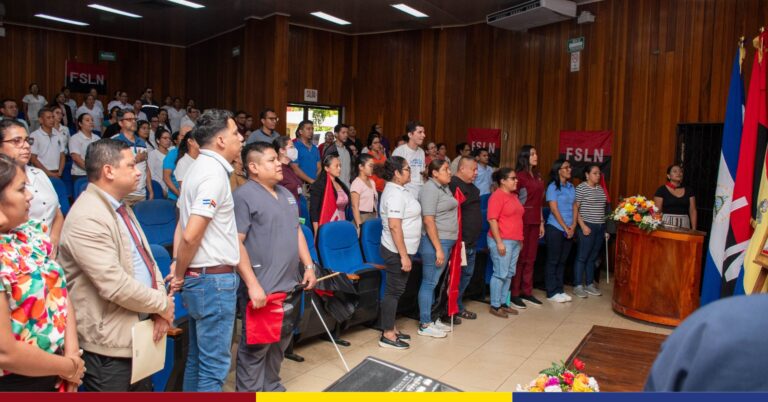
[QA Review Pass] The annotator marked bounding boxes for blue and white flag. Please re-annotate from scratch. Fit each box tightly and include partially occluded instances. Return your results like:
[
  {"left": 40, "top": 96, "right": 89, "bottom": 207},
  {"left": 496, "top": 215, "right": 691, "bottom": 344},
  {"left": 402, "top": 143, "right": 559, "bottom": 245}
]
[{"left": 701, "top": 42, "right": 745, "bottom": 305}]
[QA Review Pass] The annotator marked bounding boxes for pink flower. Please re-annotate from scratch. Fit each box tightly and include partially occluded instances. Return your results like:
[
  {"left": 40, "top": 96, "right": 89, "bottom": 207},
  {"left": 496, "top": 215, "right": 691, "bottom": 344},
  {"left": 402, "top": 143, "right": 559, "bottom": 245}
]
[{"left": 546, "top": 377, "right": 560, "bottom": 387}]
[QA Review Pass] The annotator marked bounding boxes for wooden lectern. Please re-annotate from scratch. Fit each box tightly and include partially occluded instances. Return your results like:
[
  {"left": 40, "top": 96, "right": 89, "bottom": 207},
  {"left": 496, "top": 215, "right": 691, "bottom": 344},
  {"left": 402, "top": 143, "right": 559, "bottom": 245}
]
[{"left": 612, "top": 224, "right": 705, "bottom": 326}]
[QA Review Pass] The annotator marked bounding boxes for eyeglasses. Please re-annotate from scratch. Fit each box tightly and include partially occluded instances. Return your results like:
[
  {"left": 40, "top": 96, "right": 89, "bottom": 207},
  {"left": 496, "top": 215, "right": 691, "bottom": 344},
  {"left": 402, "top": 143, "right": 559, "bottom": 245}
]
[
  {"left": 505, "top": 176, "right": 518, "bottom": 181},
  {"left": 402, "top": 167, "right": 411, "bottom": 172},
  {"left": 2, "top": 137, "right": 34, "bottom": 147},
  {"left": 122, "top": 117, "right": 137, "bottom": 121}
]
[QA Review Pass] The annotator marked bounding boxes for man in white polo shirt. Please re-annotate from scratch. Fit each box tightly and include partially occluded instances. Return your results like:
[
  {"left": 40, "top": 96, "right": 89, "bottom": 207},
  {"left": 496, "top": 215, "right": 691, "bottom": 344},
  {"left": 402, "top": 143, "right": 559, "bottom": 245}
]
[
  {"left": 30, "top": 107, "right": 66, "bottom": 178},
  {"left": 170, "top": 109, "right": 267, "bottom": 392}
]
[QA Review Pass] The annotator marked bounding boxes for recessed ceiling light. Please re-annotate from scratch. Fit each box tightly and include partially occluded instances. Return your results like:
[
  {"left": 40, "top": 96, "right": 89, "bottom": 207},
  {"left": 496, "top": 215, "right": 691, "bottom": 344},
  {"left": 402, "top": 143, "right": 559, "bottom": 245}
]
[
  {"left": 311, "top": 11, "right": 351, "bottom": 26},
  {"left": 391, "top": 3, "right": 428, "bottom": 18},
  {"left": 167, "top": 0, "right": 205, "bottom": 9},
  {"left": 88, "top": 4, "right": 142, "bottom": 18},
  {"left": 34, "top": 14, "right": 89, "bottom": 26}
]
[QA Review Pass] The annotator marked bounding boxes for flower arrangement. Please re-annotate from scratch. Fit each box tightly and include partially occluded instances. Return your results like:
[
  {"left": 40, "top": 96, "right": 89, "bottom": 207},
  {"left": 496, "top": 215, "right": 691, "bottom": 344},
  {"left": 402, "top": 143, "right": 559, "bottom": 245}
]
[
  {"left": 516, "top": 359, "right": 600, "bottom": 392},
  {"left": 609, "top": 195, "right": 662, "bottom": 232}
]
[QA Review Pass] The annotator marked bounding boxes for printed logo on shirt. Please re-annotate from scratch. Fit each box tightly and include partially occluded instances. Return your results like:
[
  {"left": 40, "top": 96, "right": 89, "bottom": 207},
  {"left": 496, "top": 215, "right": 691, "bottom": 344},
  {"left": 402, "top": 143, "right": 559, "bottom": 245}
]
[
  {"left": 410, "top": 158, "right": 424, "bottom": 168},
  {"left": 287, "top": 195, "right": 297, "bottom": 205},
  {"left": 202, "top": 199, "right": 217, "bottom": 208}
]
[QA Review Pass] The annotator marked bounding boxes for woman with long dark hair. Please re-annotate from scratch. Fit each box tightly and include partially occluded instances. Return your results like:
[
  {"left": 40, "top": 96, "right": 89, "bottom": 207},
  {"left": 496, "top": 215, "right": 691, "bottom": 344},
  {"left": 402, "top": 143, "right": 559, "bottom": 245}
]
[
  {"left": 573, "top": 163, "right": 608, "bottom": 298},
  {"left": 510, "top": 145, "right": 545, "bottom": 309},
  {"left": 544, "top": 158, "right": 578, "bottom": 303},
  {"left": 149, "top": 128, "right": 172, "bottom": 197},
  {"left": 309, "top": 153, "right": 351, "bottom": 234},
  {"left": 653, "top": 164, "right": 697, "bottom": 229},
  {"left": 69, "top": 113, "right": 101, "bottom": 184},
  {"left": 274, "top": 136, "right": 303, "bottom": 203},
  {"left": 366, "top": 134, "right": 386, "bottom": 193},
  {"left": 350, "top": 153, "right": 378, "bottom": 231}
]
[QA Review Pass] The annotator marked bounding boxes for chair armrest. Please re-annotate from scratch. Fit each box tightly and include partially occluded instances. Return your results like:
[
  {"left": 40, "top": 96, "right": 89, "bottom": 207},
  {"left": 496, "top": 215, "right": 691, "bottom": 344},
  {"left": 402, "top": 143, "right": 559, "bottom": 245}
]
[
  {"left": 346, "top": 273, "right": 360, "bottom": 281},
  {"left": 167, "top": 327, "right": 183, "bottom": 337},
  {"left": 370, "top": 263, "right": 385, "bottom": 270}
]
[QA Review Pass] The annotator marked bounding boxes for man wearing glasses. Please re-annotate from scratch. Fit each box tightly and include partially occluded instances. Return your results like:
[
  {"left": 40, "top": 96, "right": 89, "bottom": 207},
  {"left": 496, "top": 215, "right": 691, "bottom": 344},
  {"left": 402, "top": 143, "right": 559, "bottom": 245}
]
[
  {"left": 112, "top": 110, "right": 154, "bottom": 205},
  {"left": 140, "top": 87, "right": 160, "bottom": 121},
  {"left": 246, "top": 108, "right": 281, "bottom": 144}
]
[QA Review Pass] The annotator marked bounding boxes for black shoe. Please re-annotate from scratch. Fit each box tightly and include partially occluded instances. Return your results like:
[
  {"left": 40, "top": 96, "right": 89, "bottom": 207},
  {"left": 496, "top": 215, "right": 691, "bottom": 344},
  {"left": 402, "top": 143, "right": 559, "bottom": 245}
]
[
  {"left": 510, "top": 297, "right": 527, "bottom": 309},
  {"left": 396, "top": 332, "right": 411, "bottom": 340},
  {"left": 521, "top": 295, "right": 543, "bottom": 306},
  {"left": 378, "top": 336, "right": 409, "bottom": 350}
]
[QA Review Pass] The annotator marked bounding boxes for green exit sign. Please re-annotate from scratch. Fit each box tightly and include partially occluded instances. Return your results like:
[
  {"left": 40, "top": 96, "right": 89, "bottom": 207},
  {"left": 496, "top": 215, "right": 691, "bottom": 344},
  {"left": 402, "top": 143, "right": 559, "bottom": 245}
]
[
  {"left": 99, "top": 51, "right": 117, "bottom": 62},
  {"left": 568, "top": 37, "right": 584, "bottom": 53}
]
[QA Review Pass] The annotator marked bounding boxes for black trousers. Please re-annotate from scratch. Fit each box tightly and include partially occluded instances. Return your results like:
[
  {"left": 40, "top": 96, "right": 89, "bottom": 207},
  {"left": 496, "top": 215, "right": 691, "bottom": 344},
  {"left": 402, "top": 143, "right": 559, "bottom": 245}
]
[
  {"left": 379, "top": 246, "right": 412, "bottom": 331},
  {"left": 545, "top": 224, "right": 574, "bottom": 297},
  {"left": 0, "top": 374, "right": 58, "bottom": 392},
  {"left": 82, "top": 351, "right": 154, "bottom": 392}
]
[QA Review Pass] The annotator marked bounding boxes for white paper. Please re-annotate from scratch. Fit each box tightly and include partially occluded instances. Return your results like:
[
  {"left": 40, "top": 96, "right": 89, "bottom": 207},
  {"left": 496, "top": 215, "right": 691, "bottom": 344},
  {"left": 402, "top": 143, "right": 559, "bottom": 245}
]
[{"left": 131, "top": 319, "right": 166, "bottom": 384}]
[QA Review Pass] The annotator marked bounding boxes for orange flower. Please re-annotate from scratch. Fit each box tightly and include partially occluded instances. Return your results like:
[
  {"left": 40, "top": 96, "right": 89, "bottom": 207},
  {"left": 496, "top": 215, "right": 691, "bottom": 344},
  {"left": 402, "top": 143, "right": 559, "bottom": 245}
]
[
  {"left": 620, "top": 216, "right": 629, "bottom": 223},
  {"left": 53, "top": 313, "right": 67, "bottom": 333},
  {"left": 628, "top": 197, "right": 637, "bottom": 204},
  {"left": 633, "top": 213, "right": 642, "bottom": 222}
]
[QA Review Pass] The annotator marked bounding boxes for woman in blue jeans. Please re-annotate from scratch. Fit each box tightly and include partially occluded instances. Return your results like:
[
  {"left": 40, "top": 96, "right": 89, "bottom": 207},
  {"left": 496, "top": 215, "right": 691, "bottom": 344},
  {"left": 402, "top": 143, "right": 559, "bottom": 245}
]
[
  {"left": 487, "top": 167, "right": 525, "bottom": 318},
  {"left": 573, "top": 164, "right": 608, "bottom": 298},
  {"left": 544, "top": 159, "right": 578, "bottom": 303},
  {"left": 417, "top": 159, "right": 458, "bottom": 338}
]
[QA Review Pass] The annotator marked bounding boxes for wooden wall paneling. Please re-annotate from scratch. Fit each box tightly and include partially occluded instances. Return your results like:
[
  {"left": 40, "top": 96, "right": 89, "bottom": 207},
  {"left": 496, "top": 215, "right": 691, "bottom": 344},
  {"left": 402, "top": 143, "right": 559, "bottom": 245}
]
[
  {"left": 262, "top": 16, "right": 290, "bottom": 135},
  {"left": 186, "top": 28, "right": 244, "bottom": 112}
]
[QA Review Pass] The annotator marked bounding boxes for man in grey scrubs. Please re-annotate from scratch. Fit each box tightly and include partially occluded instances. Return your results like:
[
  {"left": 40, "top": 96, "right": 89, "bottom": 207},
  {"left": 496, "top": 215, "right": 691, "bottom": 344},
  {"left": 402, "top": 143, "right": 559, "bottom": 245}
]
[{"left": 233, "top": 141, "right": 318, "bottom": 391}]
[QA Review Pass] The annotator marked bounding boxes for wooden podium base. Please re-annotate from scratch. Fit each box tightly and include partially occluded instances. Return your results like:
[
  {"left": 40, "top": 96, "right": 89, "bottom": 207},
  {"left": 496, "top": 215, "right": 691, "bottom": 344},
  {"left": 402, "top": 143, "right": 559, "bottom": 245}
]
[{"left": 612, "top": 224, "right": 705, "bottom": 326}]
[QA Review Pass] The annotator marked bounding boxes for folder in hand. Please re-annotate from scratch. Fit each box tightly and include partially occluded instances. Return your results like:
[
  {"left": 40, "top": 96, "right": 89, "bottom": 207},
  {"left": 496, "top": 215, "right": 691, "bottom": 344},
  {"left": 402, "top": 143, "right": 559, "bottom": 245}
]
[{"left": 131, "top": 319, "right": 166, "bottom": 384}]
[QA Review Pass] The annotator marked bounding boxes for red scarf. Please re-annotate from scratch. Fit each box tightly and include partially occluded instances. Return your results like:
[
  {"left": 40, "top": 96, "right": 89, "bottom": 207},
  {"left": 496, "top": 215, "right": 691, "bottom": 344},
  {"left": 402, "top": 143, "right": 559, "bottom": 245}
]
[
  {"left": 446, "top": 187, "right": 466, "bottom": 317},
  {"left": 666, "top": 181, "right": 679, "bottom": 190}
]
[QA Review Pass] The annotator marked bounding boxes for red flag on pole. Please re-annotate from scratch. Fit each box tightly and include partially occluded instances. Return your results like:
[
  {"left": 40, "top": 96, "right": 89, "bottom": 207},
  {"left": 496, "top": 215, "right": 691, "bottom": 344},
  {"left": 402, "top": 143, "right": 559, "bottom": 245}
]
[
  {"left": 725, "top": 31, "right": 768, "bottom": 292},
  {"left": 447, "top": 187, "right": 466, "bottom": 316},
  {"left": 318, "top": 174, "right": 337, "bottom": 226},
  {"left": 246, "top": 292, "right": 287, "bottom": 345}
]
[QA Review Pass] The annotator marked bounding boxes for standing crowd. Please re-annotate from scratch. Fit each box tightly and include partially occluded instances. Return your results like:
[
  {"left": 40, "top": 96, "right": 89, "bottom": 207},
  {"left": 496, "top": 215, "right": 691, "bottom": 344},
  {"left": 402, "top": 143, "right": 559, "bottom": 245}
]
[{"left": 1, "top": 84, "right": 706, "bottom": 393}]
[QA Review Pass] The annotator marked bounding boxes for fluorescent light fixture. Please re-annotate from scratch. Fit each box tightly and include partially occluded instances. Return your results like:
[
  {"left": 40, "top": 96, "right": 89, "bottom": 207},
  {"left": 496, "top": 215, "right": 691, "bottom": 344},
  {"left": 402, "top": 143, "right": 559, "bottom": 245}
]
[
  {"left": 34, "top": 14, "right": 89, "bottom": 26},
  {"left": 167, "top": 0, "right": 205, "bottom": 9},
  {"left": 311, "top": 11, "right": 351, "bottom": 25},
  {"left": 88, "top": 4, "right": 142, "bottom": 18},
  {"left": 391, "top": 3, "right": 428, "bottom": 18}
]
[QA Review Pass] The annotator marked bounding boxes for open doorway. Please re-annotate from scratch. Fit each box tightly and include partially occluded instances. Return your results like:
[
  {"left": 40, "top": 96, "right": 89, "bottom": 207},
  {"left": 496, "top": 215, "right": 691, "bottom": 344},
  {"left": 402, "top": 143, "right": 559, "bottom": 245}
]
[{"left": 286, "top": 103, "right": 342, "bottom": 144}]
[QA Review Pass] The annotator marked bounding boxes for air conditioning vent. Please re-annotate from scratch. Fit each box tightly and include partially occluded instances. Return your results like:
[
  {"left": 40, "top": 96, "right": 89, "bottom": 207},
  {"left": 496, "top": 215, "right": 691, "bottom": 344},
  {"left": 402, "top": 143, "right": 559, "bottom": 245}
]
[{"left": 487, "top": 0, "right": 577, "bottom": 32}]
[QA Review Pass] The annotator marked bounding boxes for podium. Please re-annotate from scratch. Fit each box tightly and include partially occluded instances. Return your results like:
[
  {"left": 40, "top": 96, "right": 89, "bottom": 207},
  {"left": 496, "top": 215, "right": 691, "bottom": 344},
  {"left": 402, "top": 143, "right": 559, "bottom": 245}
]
[{"left": 612, "top": 224, "right": 705, "bottom": 326}]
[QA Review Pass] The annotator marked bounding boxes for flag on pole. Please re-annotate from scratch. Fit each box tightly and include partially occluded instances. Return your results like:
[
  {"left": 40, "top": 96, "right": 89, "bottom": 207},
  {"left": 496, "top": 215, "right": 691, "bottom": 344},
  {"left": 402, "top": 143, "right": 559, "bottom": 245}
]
[
  {"left": 722, "top": 31, "right": 768, "bottom": 296},
  {"left": 700, "top": 40, "right": 745, "bottom": 305},
  {"left": 742, "top": 147, "right": 768, "bottom": 294},
  {"left": 446, "top": 187, "right": 466, "bottom": 317}
]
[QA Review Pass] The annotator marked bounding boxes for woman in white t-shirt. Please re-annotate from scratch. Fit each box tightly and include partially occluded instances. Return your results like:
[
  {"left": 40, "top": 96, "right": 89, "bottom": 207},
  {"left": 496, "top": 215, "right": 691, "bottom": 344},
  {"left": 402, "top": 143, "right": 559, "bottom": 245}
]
[
  {"left": 173, "top": 132, "right": 200, "bottom": 189},
  {"left": 87, "top": 88, "right": 104, "bottom": 117},
  {"left": 22, "top": 83, "right": 46, "bottom": 132},
  {"left": 51, "top": 106, "right": 70, "bottom": 153},
  {"left": 69, "top": 114, "right": 101, "bottom": 182},
  {"left": 166, "top": 97, "right": 186, "bottom": 133},
  {"left": 148, "top": 128, "right": 172, "bottom": 197},
  {"left": 76, "top": 95, "right": 103, "bottom": 133},
  {"left": 377, "top": 156, "right": 421, "bottom": 350}
]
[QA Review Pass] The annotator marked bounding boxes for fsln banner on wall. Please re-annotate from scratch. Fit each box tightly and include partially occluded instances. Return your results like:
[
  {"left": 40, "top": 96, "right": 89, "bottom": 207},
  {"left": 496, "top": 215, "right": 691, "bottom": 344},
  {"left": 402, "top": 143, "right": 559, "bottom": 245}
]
[
  {"left": 558, "top": 130, "right": 613, "bottom": 180},
  {"left": 468, "top": 128, "right": 501, "bottom": 167},
  {"left": 65, "top": 60, "right": 108, "bottom": 94}
]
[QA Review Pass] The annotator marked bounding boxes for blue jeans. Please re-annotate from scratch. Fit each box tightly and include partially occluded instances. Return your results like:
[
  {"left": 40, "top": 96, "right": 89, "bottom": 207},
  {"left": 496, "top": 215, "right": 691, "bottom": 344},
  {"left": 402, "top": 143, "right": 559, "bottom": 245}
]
[
  {"left": 181, "top": 272, "right": 239, "bottom": 392},
  {"left": 489, "top": 239, "right": 521, "bottom": 308},
  {"left": 545, "top": 224, "right": 574, "bottom": 297},
  {"left": 458, "top": 246, "right": 477, "bottom": 312},
  {"left": 417, "top": 235, "right": 456, "bottom": 325},
  {"left": 574, "top": 222, "right": 605, "bottom": 287}
]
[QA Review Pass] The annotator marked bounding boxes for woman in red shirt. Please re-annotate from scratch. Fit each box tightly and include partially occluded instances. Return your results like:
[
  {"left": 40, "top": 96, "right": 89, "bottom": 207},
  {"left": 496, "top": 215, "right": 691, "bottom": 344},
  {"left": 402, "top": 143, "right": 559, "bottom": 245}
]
[
  {"left": 511, "top": 145, "right": 545, "bottom": 309},
  {"left": 487, "top": 167, "right": 524, "bottom": 318}
]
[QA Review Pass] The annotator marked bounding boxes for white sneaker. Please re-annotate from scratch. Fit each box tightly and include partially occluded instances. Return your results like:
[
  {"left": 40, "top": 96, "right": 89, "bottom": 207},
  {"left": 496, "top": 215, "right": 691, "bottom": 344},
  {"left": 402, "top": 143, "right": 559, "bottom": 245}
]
[
  {"left": 418, "top": 323, "right": 448, "bottom": 338},
  {"left": 434, "top": 319, "right": 452, "bottom": 333},
  {"left": 548, "top": 294, "right": 567, "bottom": 303},
  {"left": 560, "top": 293, "right": 573, "bottom": 302}
]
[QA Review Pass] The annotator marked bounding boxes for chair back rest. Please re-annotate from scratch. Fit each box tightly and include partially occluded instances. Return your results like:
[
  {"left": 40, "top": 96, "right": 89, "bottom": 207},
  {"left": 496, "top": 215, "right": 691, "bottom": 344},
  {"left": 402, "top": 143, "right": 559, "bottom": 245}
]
[
  {"left": 149, "top": 180, "right": 166, "bottom": 200},
  {"left": 49, "top": 177, "right": 71, "bottom": 215},
  {"left": 360, "top": 218, "right": 384, "bottom": 265},
  {"left": 149, "top": 244, "right": 187, "bottom": 319},
  {"left": 317, "top": 221, "right": 364, "bottom": 273},
  {"left": 133, "top": 200, "right": 177, "bottom": 246},
  {"left": 73, "top": 177, "right": 89, "bottom": 200},
  {"left": 300, "top": 223, "right": 319, "bottom": 263}
]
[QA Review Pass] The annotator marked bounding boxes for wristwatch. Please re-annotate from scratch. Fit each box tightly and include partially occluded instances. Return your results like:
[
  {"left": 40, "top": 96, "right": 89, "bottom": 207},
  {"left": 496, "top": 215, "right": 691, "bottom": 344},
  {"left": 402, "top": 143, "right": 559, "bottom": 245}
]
[{"left": 304, "top": 263, "right": 315, "bottom": 271}]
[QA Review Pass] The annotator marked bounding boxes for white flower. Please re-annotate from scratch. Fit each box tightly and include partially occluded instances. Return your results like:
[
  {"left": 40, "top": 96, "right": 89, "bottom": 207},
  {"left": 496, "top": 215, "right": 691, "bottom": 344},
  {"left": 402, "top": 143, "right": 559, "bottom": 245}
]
[
  {"left": 544, "top": 385, "right": 563, "bottom": 392},
  {"left": 588, "top": 377, "right": 600, "bottom": 392},
  {"left": 516, "top": 384, "right": 526, "bottom": 391}
]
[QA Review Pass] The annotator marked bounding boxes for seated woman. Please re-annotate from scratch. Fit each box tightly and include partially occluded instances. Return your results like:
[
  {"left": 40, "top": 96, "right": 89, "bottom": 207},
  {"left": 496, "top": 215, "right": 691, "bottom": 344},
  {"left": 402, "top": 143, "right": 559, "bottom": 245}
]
[
  {"left": 310, "top": 153, "right": 351, "bottom": 234},
  {"left": 0, "top": 153, "right": 85, "bottom": 391},
  {"left": 653, "top": 164, "right": 697, "bottom": 230}
]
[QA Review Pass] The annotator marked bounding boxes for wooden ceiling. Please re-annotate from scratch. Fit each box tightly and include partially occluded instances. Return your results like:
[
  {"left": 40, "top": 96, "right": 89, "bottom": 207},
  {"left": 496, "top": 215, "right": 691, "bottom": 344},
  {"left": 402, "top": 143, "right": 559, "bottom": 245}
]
[{"left": 4, "top": 0, "right": 598, "bottom": 46}]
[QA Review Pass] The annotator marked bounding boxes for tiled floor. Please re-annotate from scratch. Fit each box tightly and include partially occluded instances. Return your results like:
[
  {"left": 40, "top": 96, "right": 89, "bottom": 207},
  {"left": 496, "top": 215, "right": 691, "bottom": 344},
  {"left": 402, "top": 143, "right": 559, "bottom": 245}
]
[{"left": 222, "top": 284, "right": 673, "bottom": 392}]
